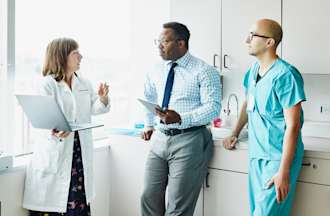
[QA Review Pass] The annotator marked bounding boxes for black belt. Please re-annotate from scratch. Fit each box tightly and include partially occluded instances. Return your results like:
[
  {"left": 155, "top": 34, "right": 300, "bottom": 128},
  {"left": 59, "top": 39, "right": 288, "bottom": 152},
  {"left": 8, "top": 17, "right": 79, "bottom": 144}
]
[{"left": 160, "top": 125, "right": 206, "bottom": 136}]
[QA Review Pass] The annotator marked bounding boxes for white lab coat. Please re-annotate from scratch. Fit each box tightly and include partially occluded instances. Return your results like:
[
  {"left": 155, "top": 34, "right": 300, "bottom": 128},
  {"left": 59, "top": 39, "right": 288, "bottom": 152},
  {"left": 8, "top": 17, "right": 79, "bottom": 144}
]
[{"left": 22, "top": 74, "right": 110, "bottom": 212}]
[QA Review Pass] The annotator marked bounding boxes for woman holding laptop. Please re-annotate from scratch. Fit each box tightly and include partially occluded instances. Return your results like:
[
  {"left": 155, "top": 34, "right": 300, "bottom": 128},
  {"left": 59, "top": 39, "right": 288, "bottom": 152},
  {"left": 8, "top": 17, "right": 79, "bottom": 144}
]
[{"left": 22, "top": 38, "right": 110, "bottom": 216}]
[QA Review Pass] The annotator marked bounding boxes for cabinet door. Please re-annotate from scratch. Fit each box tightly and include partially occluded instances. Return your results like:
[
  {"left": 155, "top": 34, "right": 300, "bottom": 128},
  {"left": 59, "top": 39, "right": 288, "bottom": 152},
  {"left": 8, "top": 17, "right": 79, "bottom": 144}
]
[
  {"left": 204, "top": 169, "right": 249, "bottom": 216},
  {"left": 170, "top": 0, "right": 221, "bottom": 68},
  {"left": 282, "top": 0, "right": 330, "bottom": 74},
  {"left": 109, "top": 135, "right": 151, "bottom": 216},
  {"left": 221, "top": 0, "right": 281, "bottom": 106},
  {"left": 292, "top": 182, "right": 330, "bottom": 216}
]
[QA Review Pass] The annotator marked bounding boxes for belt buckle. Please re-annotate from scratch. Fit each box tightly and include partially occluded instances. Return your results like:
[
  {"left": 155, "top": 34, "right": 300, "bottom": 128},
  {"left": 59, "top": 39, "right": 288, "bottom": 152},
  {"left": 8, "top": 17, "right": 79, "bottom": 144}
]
[{"left": 169, "top": 129, "right": 176, "bottom": 136}]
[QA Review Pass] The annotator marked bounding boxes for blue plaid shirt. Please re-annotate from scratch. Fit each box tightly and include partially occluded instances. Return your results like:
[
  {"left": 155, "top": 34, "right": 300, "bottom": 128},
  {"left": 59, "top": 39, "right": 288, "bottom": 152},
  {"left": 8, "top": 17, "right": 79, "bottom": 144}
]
[{"left": 144, "top": 51, "right": 222, "bottom": 130}]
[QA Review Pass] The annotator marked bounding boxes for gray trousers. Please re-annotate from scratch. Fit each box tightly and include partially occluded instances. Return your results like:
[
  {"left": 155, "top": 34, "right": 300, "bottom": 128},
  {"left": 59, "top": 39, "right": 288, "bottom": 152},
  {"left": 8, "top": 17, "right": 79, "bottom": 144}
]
[{"left": 141, "top": 127, "right": 214, "bottom": 216}]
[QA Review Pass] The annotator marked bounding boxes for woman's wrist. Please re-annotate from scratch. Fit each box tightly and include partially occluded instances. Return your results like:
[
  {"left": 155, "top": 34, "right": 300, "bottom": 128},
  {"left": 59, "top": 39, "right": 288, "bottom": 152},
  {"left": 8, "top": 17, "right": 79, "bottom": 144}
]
[{"left": 100, "top": 96, "right": 108, "bottom": 106}]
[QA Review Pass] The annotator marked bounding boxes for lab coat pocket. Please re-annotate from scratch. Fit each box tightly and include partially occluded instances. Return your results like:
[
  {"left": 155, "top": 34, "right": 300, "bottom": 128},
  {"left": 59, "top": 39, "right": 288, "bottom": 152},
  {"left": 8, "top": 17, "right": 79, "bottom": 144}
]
[{"left": 31, "top": 136, "right": 63, "bottom": 174}]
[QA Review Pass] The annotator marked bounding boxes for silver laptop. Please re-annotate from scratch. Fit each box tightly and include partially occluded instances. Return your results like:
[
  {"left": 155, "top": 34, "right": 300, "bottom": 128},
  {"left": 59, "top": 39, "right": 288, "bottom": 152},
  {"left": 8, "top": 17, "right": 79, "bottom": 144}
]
[{"left": 16, "top": 94, "right": 104, "bottom": 131}]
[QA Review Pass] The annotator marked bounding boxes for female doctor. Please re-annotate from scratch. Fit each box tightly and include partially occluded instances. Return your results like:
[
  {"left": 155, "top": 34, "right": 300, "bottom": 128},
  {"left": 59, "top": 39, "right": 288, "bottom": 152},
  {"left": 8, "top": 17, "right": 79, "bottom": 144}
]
[{"left": 22, "top": 38, "right": 110, "bottom": 216}]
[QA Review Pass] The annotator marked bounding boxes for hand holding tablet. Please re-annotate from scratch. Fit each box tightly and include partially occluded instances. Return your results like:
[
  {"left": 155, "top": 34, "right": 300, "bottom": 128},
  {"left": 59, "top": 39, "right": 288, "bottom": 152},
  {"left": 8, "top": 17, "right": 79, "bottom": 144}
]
[{"left": 138, "top": 98, "right": 165, "bottom": 115}]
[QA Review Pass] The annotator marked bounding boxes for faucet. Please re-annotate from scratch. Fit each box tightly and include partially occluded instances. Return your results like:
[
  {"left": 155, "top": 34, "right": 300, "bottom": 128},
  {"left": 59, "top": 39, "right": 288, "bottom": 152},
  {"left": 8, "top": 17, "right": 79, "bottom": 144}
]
[{"left": 224, "top": 93, "right": 239, "bottom": 119}]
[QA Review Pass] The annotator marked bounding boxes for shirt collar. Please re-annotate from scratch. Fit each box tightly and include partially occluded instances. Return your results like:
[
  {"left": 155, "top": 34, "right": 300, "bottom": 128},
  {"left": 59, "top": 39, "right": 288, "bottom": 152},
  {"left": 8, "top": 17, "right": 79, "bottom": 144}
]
[{"left": 166, "top": 51, "right": 192, "bottom": 68}]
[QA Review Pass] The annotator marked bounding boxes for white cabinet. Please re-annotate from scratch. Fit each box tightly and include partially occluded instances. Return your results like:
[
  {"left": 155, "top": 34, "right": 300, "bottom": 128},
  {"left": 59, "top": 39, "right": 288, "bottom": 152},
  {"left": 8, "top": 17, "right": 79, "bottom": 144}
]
[
  {"left": 170, "top": 0, "right": 221, "bottom": 68},
  {"left": 204, "top": 144, "right": 249, "bottom": 216},
  {"left": 221, "top": 0, "right": 281, "bottom": 105},
  {"left": 91, "top": 147, "right": 111, "bottom": 216},
  {"left": 206, "top": 141, "right": 330, "bottom": 216},
  {"left": 204, "top": 169, "right": 249, "bottom": 216},
  {"left": 0, "top": 170, "right": 28, "bottom": 216},
  {"left": 203, "top": 167, "right": 330, "bottom": 216},
  {"left": 291, "top": 156, "right": 330, "bottom": 215},
  {"left": 292, "top": 182, "right": 330, "bottom": 216},
  {"left": 282, "top": 0, "right": 330, "bottom": 74},
  {"left": 108, "top": 135, "right": 151, "bottom": 216}
]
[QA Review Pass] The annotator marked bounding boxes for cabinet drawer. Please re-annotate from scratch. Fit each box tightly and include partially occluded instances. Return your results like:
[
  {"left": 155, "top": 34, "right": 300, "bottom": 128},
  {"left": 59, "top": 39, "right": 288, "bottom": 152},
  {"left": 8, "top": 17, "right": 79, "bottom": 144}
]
[
  {"left": 298, "top": 157, "right": 330, "bottom": 185},
  {"left": 208, "top": 145, "right": 248, "bottom": 173},
  {"left": 210, "top": 145, "right": 330, "bottom": 185}
]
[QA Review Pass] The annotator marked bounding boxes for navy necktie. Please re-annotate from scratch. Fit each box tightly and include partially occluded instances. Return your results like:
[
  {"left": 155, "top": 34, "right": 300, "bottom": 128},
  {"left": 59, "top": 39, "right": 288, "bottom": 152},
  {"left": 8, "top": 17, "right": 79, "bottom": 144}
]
[{"left": 161, "top": 62, "right": 178, "bottom": 109}]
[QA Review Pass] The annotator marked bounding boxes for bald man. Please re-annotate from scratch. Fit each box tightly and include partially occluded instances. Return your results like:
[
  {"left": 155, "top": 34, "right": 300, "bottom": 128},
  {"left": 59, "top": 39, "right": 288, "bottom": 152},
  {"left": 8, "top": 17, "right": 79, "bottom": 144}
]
[{"left": 223, "top": 19, "right": 306, "bottom": 216}]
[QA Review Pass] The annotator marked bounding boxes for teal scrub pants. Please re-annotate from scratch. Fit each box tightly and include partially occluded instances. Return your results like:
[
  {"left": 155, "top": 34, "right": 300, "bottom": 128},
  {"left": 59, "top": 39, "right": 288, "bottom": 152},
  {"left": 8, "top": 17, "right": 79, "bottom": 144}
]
[{"left": 249, "top": 157, "right": 303, "bottom": 216}]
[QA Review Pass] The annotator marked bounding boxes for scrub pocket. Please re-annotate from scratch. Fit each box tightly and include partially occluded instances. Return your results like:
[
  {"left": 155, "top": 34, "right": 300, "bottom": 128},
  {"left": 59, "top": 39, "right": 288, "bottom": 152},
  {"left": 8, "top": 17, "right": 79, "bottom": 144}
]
[
  {"left": 261, "top": 160, "right": 280, "bottom": 190},
  {"left": 249, "top": 159, "right": 279, "bottom": 203}
]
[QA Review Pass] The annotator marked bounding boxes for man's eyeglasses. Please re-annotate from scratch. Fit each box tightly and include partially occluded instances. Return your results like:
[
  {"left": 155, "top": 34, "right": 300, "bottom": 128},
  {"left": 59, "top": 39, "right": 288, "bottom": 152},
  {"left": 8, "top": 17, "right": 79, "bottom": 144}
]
[
  {"left": 154, "top": 38, "right": 178, "bottom": 46},
  {"left": 248, "top": 32, "right": 271, "bottom": 41}
]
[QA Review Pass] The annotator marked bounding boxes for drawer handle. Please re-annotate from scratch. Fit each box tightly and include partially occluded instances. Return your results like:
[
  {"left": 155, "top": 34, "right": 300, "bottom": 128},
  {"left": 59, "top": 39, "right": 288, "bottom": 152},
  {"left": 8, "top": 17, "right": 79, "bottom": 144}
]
[
  {"left": 302, "top": 161, "right": 311, "bottom": 166},
  {"left": 302, "top": 161, "right": 318, "bottom": 169},
  {"left": 205, "top": 172, "right": 210, "bottom": 188},
  {"left": 213, "top": 54, "right": 219, "bottom": 68},
  {"left": 223, "top": 54, "right": 229, "bottom": 69}
]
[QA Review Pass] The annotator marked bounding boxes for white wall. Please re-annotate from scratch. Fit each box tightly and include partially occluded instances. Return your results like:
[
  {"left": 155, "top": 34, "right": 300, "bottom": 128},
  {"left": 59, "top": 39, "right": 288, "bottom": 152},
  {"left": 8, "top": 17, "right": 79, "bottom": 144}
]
[{"left": 127, "top": 0, "right": 170, "bottom": 124}]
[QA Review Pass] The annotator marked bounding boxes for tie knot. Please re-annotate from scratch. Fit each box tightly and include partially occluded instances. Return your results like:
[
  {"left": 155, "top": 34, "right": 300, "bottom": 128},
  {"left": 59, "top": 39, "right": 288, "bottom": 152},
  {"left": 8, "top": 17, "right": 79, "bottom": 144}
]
[{"left": 171, "top": 62, "right": 178, "bottom": 69}]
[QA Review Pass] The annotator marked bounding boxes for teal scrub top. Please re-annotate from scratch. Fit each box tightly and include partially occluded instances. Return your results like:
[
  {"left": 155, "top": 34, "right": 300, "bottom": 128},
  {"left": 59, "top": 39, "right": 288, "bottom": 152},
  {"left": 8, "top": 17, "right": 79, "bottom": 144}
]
[{"left": 243, "top": 58, "right": 306, "bottom": 160}]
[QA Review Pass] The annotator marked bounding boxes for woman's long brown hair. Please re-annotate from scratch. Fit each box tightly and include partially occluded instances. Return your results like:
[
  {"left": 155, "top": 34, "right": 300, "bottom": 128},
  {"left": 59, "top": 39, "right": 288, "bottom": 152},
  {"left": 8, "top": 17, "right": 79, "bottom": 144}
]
[{"left": 42, "top": 38, "right": 78, "bottom": 82}]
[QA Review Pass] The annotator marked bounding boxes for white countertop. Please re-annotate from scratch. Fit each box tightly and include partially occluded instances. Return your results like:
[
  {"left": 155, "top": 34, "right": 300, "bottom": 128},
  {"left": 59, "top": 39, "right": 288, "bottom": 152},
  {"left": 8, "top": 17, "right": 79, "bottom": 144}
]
[
  {"left": 108, "top": 127, "right": 330, "bottom": 157},
  {"left": 213, "top": 136, "right": 330, "bottom": 160},
  {"left": 302, "top": 136, "right": 330, "bottom": 153}
]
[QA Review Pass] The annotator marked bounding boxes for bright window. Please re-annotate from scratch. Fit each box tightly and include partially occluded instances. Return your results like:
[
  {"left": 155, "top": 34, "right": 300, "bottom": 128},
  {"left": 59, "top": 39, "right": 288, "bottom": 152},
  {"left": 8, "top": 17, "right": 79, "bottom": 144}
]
[{"left": 0, "top": 0, "right": 169, "bottom": 155}]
